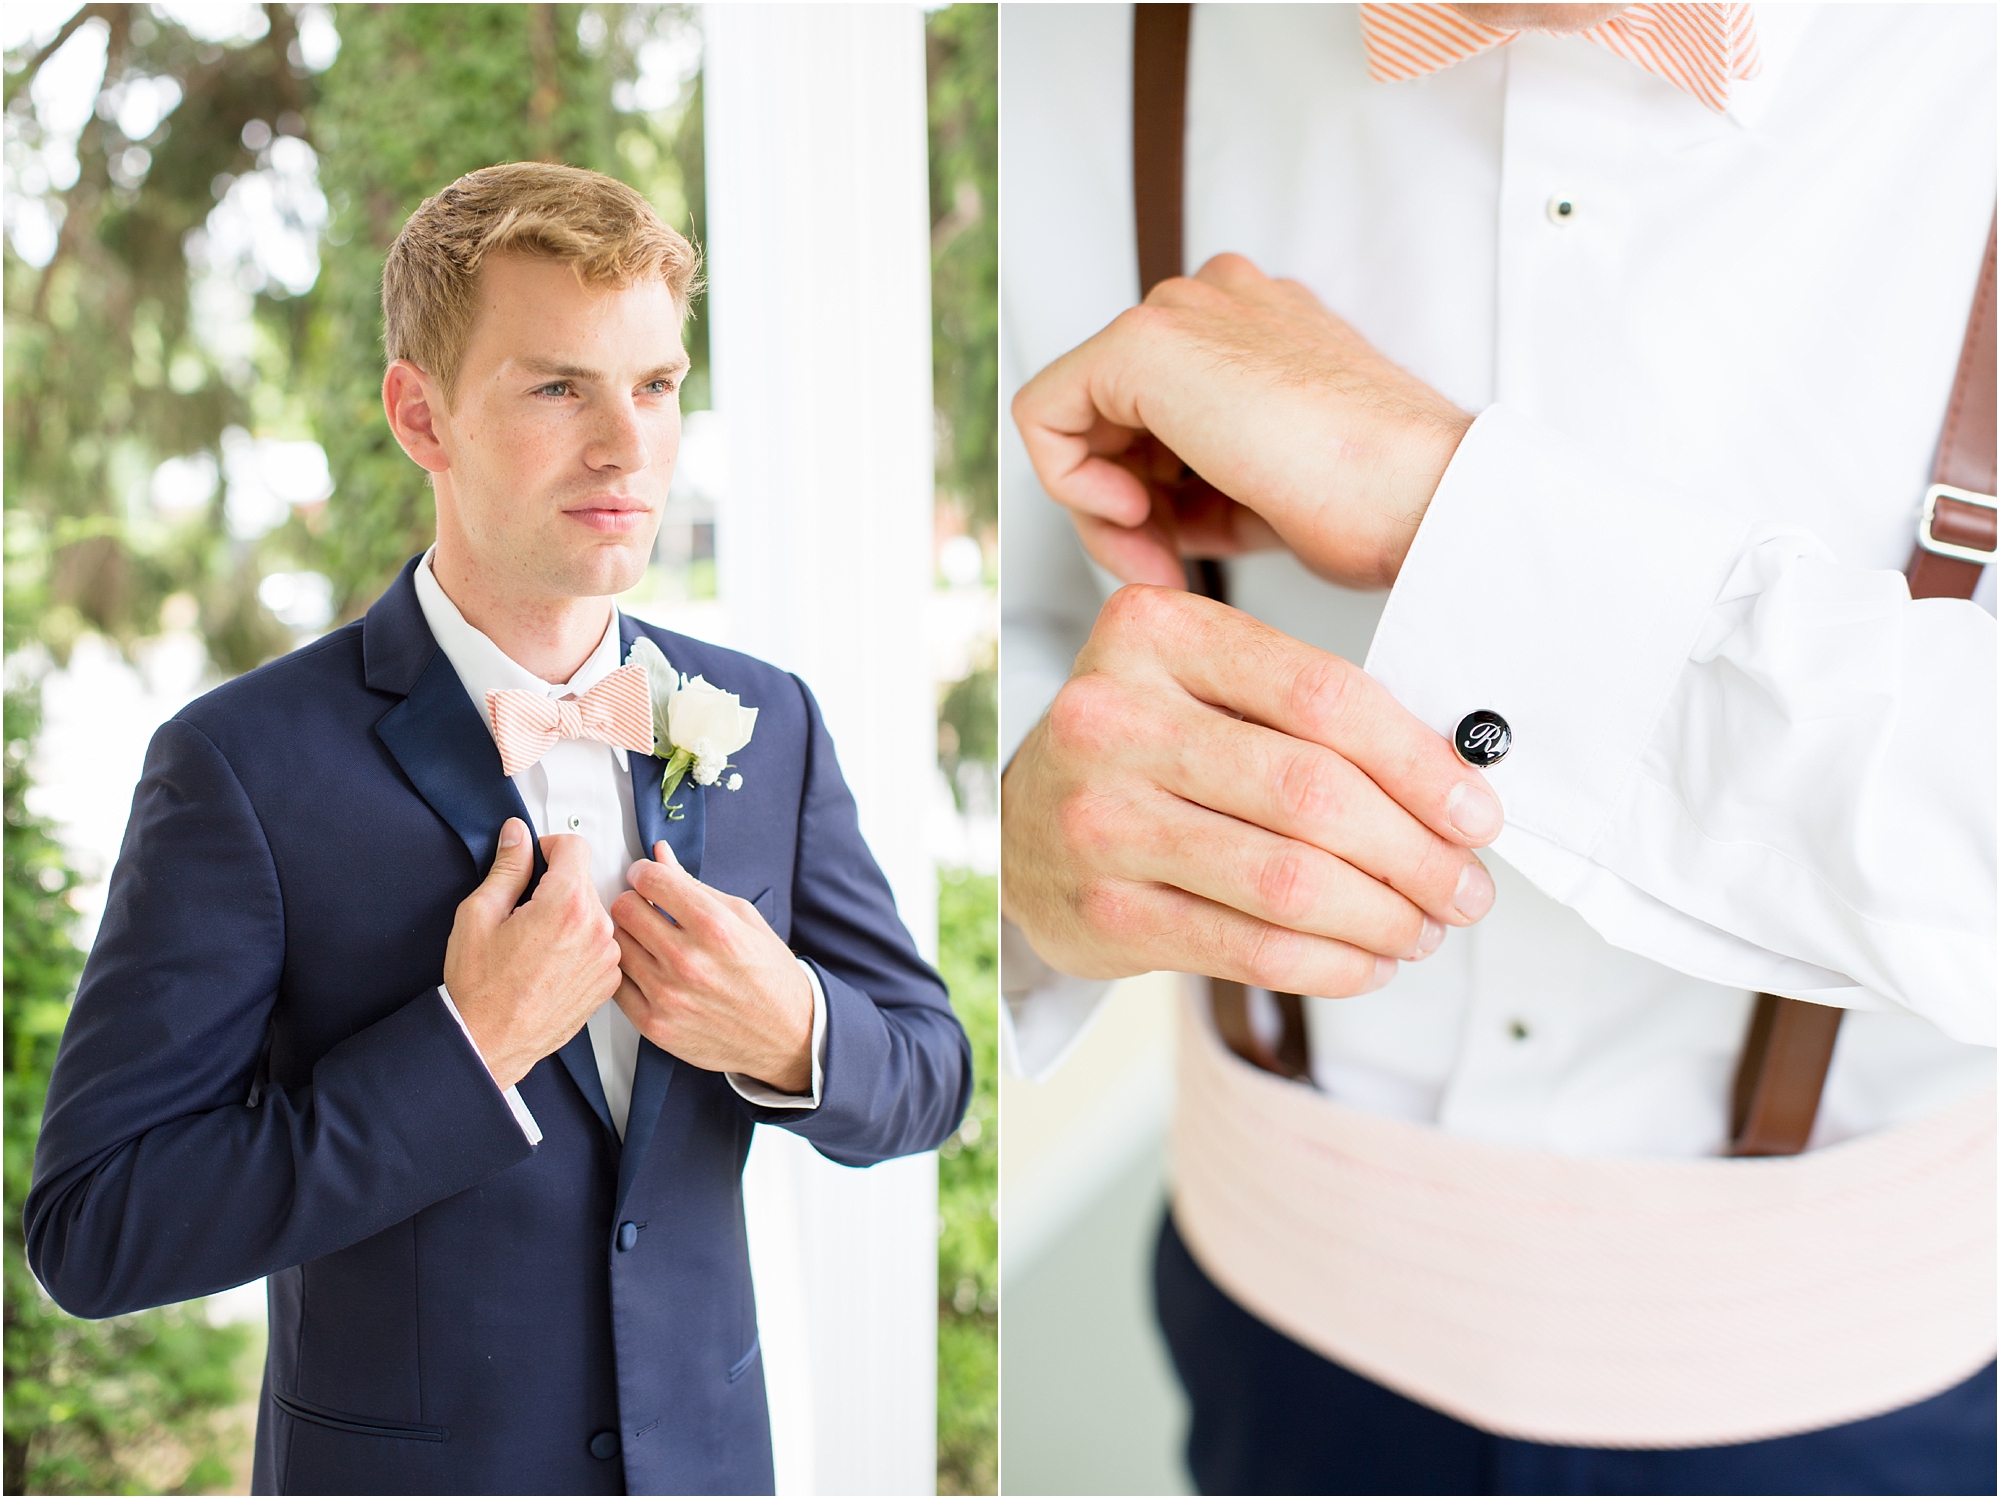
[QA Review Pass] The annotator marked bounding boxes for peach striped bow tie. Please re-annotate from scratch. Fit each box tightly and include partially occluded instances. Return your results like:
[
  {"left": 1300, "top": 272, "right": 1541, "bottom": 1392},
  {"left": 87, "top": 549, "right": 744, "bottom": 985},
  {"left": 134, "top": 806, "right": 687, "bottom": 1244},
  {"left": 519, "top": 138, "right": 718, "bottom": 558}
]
[
  {"left": 1361, "top": 4, "right": 1761, "bottom": 113},
  {"left": 486, "top": 664, "right": 654, "bottom": 777}
]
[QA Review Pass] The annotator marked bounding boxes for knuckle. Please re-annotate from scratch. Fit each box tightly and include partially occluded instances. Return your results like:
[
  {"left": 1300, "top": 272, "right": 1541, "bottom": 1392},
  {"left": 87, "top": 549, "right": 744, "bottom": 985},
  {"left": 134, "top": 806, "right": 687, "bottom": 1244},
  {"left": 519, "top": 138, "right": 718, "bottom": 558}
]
[
  {"left": 1286, "top": 656, "right": 1355, "bottom": 740},
  {"left": 1333, "top": 946, "right": 1383, "bottom": 997},
  {"left": 1095, "top": 582, "right": 1176, "bottom": 645},
  {"left": 1236, "top": 923, "right": 1307, "bottom": 993},
  {"left": 1046, "top": 673, "right": 1123, "bottom": 757},
  {"left": 1253, "top": 845, "right": 1322, "bottom": 927},
  {"left": 1274, "top": 748, "right": 1345, "bottom": 829},
  {"left": 1408, "top": 836, "right": 1467, "bottom": 909},
  {"left": 1074, "top": 877, "right": 1140, "bottom": 943},
  {"left": 1054, "top": 790, "right": 1120, "bottom": 860},
  {"left": 1118, "top": 299, "right": 1174, "bottom": 334}
]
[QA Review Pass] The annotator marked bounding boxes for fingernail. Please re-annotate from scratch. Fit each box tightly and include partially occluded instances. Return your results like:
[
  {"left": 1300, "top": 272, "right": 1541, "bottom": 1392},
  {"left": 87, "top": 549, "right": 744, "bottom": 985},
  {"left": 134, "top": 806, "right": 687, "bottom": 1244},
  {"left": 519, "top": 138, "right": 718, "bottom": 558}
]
[
  {"left": 1454, "top": 862, "right": 1496, "bottom": 923},
  {"left": 656, "top": 840, "right": 679, "bottom": 865},
  {"left": 499, "top": 819, "right": 524, "bottom": 848},
  {"left": 1364, "top": 955, "right": 1398, "bottom": 993},
  {"left": 1411, "top": 916, "right": 1445, "bottom": 960},
  {"left": 1446, "top": 782, "right": 1503, "bottom": 842}
]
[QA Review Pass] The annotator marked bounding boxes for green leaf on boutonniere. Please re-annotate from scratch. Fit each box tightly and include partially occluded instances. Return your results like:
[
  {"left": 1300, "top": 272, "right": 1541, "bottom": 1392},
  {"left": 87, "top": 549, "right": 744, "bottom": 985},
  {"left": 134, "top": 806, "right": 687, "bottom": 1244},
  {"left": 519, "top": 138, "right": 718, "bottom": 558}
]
[{"left": 659, "top": 745, "right": 696, "bottom": 821}]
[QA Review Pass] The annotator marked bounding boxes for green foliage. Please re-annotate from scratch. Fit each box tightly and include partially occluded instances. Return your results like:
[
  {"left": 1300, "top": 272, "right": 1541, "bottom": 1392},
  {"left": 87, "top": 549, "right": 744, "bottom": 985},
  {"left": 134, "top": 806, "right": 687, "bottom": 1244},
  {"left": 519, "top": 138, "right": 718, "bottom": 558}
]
[
  {"left": 935, "top": 867, "right": 997, "bottom": 1495},
  {"left": 926, "top": 3, "right": 998, "bottom": 536},
  {"left": 927, "top": 13, "right": 997, "bottom": 1486},
  {"left": 938, "top": 648, "right": 998, "bottom": 816},
  {"left": 4, "top": 4, "right": 705, "bottom": 671},
  {"left": 4, "top": 687, "right": 251, "bottom": 1496},
  {"left": 4, "top": 3, "right": 312, "bottom": 673}
]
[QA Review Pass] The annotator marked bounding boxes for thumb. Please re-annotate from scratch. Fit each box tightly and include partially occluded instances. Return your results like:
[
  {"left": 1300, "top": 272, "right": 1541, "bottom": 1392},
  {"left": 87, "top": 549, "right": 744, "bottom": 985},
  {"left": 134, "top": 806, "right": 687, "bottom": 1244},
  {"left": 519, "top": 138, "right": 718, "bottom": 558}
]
[{"left": 471, "top": 817, "right": 533, "bottom": 919}]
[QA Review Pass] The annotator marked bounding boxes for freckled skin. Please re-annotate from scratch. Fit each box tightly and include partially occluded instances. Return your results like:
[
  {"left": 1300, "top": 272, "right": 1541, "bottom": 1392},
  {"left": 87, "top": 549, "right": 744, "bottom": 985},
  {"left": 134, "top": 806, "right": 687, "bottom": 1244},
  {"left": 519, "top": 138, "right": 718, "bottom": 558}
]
[{"left": 381, "top": 253, "right": 689, "bottom": 683}]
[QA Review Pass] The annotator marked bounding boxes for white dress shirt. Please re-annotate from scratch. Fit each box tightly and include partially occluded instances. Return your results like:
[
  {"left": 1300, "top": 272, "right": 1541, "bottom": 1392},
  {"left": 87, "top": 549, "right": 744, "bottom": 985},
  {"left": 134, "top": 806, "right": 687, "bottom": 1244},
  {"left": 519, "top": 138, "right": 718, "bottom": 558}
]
[
  {"left": 1000, "top": 4, "right": 1995, "bottom": 1155},
  {"left": 413, "top": 551, "right": 825, "bottom": 1143}
]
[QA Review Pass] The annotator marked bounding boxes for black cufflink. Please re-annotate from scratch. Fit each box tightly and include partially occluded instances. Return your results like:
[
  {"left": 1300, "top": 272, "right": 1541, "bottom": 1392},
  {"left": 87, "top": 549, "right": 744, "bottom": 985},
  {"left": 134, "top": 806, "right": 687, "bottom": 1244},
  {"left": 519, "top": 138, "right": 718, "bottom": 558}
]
[{"left": 1454, "top": 710, "right": 1511, "bottom": 767}]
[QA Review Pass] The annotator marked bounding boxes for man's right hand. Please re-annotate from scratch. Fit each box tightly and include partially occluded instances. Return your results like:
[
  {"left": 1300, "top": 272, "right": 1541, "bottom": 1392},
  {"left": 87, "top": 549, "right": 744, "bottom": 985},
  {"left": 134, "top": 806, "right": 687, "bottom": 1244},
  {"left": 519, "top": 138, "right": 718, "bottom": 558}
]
[
  {"left": 443, "top": 820, "right": 621, "bottom": 1088},
  {"left": 1003, "top": 587, "right": 1503, "bottom": 996}
]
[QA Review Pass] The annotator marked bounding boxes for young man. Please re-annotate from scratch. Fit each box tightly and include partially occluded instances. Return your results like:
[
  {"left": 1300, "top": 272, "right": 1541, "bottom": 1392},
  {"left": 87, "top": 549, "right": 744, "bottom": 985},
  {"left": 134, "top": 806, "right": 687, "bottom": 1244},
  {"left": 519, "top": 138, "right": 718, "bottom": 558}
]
[{"left": 28, "top": 163, "right": 971, "bottom": 1496}]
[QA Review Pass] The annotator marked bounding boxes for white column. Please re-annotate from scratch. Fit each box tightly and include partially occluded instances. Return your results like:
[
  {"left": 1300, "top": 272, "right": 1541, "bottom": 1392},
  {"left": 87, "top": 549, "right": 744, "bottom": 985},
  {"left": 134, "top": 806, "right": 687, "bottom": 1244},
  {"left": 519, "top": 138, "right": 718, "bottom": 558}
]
[{"left": 702, "top": 7, "right": 939, "bottom": 1496}]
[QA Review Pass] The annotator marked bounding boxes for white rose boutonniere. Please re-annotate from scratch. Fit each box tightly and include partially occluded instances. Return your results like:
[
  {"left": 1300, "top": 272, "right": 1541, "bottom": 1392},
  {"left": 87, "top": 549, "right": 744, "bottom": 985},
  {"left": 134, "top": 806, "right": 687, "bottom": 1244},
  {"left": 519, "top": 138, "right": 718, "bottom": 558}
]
[{"left": 626, "top": 637, "right": 758, "bottom": 818}]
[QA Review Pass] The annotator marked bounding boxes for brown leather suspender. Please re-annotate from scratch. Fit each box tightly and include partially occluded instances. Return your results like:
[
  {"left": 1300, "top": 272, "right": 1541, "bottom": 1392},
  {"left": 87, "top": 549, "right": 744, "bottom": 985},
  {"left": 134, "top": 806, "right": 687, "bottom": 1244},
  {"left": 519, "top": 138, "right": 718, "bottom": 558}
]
[
  {"left": 1133, "top": 4, "right": 1193, "bottom": 305},
  {"left": 1134, "top": 4, "right": 1314, "bottom": 1078},
  {"left": 1130, "top": 4, "right": 1997, "bottom": 1155},
  {"left": 1728, "top": 217, "right": 1997, "bottom": 1156}
]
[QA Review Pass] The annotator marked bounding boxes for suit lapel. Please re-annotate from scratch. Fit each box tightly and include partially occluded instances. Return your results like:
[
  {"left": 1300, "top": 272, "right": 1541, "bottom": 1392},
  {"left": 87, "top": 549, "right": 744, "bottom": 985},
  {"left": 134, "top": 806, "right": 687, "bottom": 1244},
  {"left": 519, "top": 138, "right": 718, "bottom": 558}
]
[
  {"left": 374, "top": 645, "right": 543, "bottom": 889},
  {"left": 556, "top": 1027, "right": 617, "bottom": 1141},
  {"left": 369, "top": 565, "right": 625, "bottom": 1137},
  {"left": 618, "top": 748, "right": 695, "bottom": 1209},
  {"left": 616, "top": 1039, "right": 674, "bottom": 1212},
  {"left": 617, "top": 616, "right": 710, "bottom": 1207},
  {"left": 630, "top": 744, "right": 705, "bottom": 880}
]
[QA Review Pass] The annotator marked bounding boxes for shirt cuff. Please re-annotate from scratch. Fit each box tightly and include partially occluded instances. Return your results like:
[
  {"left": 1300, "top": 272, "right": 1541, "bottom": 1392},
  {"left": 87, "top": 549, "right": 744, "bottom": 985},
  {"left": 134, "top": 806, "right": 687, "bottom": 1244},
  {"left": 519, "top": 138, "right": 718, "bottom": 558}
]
[
  {"left": 726, "top": 958, "right": 826, "bottom": 1109},
  {"left": 436, "top": 984, "right": 543, "bottom": 1146},
  {"left": 1362, "top": 403, "right": 1750, "bottom": 857},
  {"left": 1000, "top": 918, "right": 1114, "bottom": 1080}
]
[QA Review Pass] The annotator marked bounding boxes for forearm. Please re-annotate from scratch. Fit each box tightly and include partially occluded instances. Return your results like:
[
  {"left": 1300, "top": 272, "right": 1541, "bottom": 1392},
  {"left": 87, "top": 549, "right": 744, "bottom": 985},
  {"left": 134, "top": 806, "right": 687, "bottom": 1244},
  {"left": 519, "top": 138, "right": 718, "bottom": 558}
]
[
  {"left": 762, "top": 674, "right": 973, "bottom": 1159},
  {"left": 27, "top": 987, "right": 532, "bottom": 1318}
]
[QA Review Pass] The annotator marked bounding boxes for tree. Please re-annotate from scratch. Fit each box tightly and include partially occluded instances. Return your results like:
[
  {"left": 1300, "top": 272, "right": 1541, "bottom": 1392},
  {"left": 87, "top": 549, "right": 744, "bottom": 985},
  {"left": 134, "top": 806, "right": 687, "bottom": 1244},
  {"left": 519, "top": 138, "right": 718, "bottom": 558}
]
[
  {"left": 4, "top": 3, "right": 316, "bottom": 676},
  {"left": 935, "top": 867, "right": 998, "bottom": 1496},
  {"left": 4, "top": 683, "right": 251, "bottom": 1496},
  {"left": 927, "top": 3, "right": 997, "bottom": 539}
]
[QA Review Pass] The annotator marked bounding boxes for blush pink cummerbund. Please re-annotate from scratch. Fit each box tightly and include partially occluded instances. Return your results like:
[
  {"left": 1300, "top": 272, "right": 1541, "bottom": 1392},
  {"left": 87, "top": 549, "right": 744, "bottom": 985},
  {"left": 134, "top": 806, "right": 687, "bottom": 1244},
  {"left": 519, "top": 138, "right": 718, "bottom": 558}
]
[{"left": 1170, "top": 987, "right": 1996, "bottom": 1448}]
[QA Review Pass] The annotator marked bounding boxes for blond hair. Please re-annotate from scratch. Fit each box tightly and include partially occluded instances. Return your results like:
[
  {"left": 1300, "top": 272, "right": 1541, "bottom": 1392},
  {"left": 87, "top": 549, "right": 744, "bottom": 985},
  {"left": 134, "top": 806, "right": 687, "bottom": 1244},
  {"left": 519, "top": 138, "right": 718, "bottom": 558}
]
[{"left": 382, "top": 162, "right": 700, "bottom": 406}]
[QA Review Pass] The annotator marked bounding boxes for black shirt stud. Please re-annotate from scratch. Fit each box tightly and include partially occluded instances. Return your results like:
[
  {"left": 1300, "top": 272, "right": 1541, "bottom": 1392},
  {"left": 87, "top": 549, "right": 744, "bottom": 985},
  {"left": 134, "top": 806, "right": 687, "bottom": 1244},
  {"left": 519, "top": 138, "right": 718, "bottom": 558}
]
[{"left": 1454, "top": 710, "right": 1511, "bottom": 767}]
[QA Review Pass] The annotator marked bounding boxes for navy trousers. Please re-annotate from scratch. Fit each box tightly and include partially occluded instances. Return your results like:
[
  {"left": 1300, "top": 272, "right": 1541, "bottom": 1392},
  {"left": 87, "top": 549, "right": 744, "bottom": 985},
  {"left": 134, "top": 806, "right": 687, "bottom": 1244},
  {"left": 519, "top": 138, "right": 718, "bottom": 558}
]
[{"left": 1155, "top": 1214, "right": 1996, "bottom": 1496}]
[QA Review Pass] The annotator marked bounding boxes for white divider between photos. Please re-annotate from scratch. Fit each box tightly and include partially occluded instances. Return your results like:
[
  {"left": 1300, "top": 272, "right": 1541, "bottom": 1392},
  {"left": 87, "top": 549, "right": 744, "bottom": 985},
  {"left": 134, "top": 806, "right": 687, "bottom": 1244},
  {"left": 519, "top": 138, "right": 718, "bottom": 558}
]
[{"left": 702, "top": 7, "right": 940, "bottom": 1497}]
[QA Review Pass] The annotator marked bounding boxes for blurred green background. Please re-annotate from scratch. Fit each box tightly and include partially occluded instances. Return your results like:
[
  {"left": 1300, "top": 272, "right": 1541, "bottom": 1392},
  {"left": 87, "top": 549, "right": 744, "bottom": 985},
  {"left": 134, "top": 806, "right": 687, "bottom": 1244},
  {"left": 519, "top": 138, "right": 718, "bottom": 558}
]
[{"left": 2, "top": 3, "right": 996, "bottom": 1493}]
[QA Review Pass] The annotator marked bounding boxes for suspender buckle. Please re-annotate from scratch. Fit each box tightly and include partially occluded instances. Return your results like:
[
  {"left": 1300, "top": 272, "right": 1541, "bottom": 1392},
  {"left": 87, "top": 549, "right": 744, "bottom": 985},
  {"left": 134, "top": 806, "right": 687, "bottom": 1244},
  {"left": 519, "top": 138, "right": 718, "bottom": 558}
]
[{"left": 1918, "top": 483, "right": 1997, "bottom": 565}]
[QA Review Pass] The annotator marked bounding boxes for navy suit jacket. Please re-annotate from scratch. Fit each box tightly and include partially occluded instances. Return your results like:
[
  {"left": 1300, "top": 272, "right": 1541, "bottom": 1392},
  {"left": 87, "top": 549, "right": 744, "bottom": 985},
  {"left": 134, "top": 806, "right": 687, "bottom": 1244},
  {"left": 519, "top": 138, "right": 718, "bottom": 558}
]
[{"left": 25, "top": 559, "right": 972, "bottom": 1496}]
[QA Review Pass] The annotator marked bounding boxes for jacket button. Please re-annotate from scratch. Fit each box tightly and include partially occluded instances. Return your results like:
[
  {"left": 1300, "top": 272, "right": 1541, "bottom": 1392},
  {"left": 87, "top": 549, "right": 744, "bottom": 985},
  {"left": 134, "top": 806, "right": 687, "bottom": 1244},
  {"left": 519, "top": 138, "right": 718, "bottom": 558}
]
[
  {"left": 616, "top": 1221, "right": 639, "bottom": 1252},
  {"left": 1454, "top": 710, "right": 1512, "bottom": 767},
  {"left": 589, "top": 1430, "right": 621, "bottom": 1460}
]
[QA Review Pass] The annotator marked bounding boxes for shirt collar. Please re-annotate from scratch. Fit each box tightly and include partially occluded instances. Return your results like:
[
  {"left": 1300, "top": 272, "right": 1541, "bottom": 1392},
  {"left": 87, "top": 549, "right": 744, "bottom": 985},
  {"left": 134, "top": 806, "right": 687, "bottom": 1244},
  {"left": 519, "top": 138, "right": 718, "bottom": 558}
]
[
  {"left": 413, "top": 546, "right": 629, "bottom": 761},
  {"left": 1718, "top": 3, "right": 1808, "bottom": 130}
]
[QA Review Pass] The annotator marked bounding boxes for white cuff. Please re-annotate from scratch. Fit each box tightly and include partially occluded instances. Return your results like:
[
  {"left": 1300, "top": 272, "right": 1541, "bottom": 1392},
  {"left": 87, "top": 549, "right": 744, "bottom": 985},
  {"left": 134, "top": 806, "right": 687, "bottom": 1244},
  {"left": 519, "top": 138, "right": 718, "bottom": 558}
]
[
  {"left": 436, "top": 984, "right": 543, "bottom": 1146},
  {"left": 1364, "top": 403, "right": 1748, "bottom": 855},
  {"left": 726, "top": 958, "right": 826, "bottom": 1109},
  {"left": 1000, "top": 919, "right": 1114, "bottom": 1080}
]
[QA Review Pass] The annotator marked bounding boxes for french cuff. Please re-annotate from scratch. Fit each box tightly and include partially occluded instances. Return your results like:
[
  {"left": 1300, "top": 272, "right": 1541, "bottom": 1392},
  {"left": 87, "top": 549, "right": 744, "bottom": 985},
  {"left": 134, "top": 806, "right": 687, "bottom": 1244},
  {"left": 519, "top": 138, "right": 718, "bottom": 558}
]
[
  {"left": 1363, "top": 404, "right": 1751, "bottom": 858},
  {"left": 727, "top": 958, "right": 826, "bottom": 1109},
  {"left": 1001, "top": 919, "right": 1114, "bottom": 1081},
  {"left": 435, "top": 984, "right": 543, "bottom": 1146}
]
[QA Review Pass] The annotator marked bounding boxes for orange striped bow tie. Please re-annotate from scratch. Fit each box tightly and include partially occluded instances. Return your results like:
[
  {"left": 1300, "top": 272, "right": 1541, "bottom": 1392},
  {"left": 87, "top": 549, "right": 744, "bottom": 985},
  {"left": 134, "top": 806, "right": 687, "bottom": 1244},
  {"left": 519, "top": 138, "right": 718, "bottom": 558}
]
[
  {"left": 1360, "top": 4, "right": 1760, "bottom": 113},
  {"left": 486, "top": 664, "right": 655, "bottom": 778}
]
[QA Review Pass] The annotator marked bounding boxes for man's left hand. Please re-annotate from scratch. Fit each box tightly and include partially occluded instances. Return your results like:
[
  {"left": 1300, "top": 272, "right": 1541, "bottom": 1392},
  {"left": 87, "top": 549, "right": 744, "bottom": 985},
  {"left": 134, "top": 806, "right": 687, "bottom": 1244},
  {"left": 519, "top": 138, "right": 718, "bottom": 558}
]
[
  {"left": 611, "top": 843, "right": 814, "bottom": 1094},
  {"left": 1012, "top": 253, "right": 1472, "bottom": 590}
]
